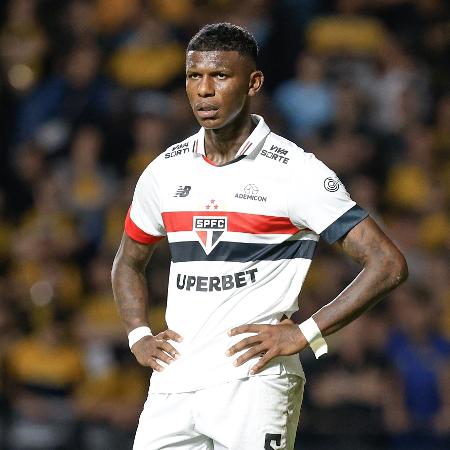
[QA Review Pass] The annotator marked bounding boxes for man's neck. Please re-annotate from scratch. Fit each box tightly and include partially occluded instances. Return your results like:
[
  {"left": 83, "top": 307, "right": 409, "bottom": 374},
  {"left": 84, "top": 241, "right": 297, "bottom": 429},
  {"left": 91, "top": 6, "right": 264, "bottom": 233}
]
[{"left": 204, "top": 112, "right": 256, "bottom": 166}]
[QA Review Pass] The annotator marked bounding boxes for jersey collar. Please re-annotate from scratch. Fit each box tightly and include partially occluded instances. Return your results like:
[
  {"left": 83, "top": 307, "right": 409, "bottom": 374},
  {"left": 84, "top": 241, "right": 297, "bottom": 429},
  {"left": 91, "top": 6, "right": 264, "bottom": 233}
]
[{"left": 193, "top": 114, "right": 271, "bottom": 158}]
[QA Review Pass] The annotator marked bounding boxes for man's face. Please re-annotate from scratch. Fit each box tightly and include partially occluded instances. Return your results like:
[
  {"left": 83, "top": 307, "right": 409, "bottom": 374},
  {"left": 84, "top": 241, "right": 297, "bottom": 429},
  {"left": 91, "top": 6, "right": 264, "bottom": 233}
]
[{"left": 185, "top": 50, "right": 261, "bottom": 129}]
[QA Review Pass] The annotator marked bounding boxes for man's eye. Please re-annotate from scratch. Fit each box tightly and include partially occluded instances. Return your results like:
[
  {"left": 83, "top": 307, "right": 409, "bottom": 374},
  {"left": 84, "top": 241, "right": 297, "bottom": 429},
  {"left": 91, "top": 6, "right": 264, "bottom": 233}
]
[
  {"left": 216, "top": 74, "right": 227, "bottom": 80},
  {"left": 188, "top": 74, "right": 201, "bottom": 79}
]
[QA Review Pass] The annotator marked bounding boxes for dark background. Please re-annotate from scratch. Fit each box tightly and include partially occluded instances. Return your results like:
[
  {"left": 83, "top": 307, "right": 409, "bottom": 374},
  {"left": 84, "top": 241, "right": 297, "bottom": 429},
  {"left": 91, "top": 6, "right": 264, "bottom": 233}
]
[{"left": 0, "top": 1, "right": 449, "bottom": 449}]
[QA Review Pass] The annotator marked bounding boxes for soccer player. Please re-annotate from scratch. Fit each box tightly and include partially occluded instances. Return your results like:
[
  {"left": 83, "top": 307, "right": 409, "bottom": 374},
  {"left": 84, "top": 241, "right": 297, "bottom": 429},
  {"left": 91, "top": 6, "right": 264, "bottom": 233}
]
[{"left": 111, "top": 23, "right": 408, "bottom": 450}]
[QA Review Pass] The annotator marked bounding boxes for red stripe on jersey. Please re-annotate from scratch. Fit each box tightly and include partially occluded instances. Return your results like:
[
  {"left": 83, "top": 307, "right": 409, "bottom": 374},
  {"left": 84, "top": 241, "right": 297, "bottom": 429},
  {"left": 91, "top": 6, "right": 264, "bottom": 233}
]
[
  {"left": 202, "top": 155, "right": 217, "bottom": 166},
  {"left": 125, "top": 208, "right": 164, "bottom": 244},
  {"left": 161, "top": 211, "right": 301, "bottom": 234}
]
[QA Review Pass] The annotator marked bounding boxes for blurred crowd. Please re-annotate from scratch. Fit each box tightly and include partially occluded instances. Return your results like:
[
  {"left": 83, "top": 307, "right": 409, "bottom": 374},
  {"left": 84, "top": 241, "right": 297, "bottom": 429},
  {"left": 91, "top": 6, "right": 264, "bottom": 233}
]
[{"left": 0, "top": 0, "right": 449, "bottom": 449}]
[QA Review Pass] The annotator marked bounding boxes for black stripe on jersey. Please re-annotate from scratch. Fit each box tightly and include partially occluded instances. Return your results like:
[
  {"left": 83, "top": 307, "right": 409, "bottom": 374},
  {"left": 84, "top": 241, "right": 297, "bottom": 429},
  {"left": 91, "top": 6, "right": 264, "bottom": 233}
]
[
  {"left": 169, "top": 239, "right": 317, "bottom": 263},
  {"left": 320, "top": 204, "right": 369, "bottom": 244}
]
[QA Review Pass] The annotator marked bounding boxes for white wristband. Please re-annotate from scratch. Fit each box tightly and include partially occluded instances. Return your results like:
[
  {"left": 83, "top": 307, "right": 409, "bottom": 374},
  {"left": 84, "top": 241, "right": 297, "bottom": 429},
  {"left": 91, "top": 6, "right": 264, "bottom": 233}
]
[
  {"left": 298, "top": 318, "right": 328, "bottom": 359},
  {"left": 128, "top": 326, "right": 152, "bottom": 349}
]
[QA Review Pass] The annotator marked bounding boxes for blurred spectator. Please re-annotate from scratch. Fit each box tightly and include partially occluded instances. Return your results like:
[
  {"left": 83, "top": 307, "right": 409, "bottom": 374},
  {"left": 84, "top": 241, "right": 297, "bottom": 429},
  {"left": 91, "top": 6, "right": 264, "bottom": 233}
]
[
  {"left": 348, "top": 175, "right": 381, "bottom": 216},
  {"left": 385, "top": 125, "right": 435, "bottom": 212},
  {"left": 8, "top": 142, "right": 47, "bottom": 219},
  {"left": 306, "top": 0, "right": 387, "bottom": 56},
  {"left": 95, "top": 0, "right": 140, "bottom": 35},
  {"left": 433, "top": 95, "right": 450, "bottom": 197},
  {"left": 16, "top": 41, "right": 110, "bottom": 147},
  {"left": 223, "top": 0, "right": 271, "bottom": 48},
  {"left": 6, "top": 313, "right": 84, "bottom": 450},
  {"left": 0, "top": 0, "right": 47, "bottom": 93},
  {"left": 54, "top": 124, "right": 116, "bottom": 250},
  {"left": 387, "top": 284, "right": 450, "bottom": 450},
  {"left": 102, "top": 176, "right": 135, "bottom": 253},
  {"left": 0, "top": 301, "right": 21, "bottom": 448},
  {"left": 13, "top": 174, "right": 80, "bottom": 257},
  {"left": 321, "top": 81, "right": 368, "bottom": 136},
  {"left": 168, "top": 87, "right": 199, "bottom": 141},
  {"left": 76, "top": 253, "right": 123, "bottom": 346},
  {"left": 127, "top": 114, "right": 168, "bottom": 176},
  {"left": 301, "top": 315, "right": 405, "bottom": 450},
  {"left": 0, "top": 189, "right": 15, "bottom": 263},
  {"left": 273, "top": 52, "right": 336, "bottom": 139},
  {"left": 75, "top": 345, "right": 147, "bottom": 450},
  {"left": 108, "top": 11, "right": 184, "bottom": 89},
  {"left": 64, "top": 0, "right": 98, "bottom": 43},
  {"left": 315, "top": 130, "right": 375, "bottom": 181},
  {"left": 10, "top": 176, "right": 83, "bottom": 321},
  {"left": 367, "top": 39, "right": 429, "bottom": 135}
]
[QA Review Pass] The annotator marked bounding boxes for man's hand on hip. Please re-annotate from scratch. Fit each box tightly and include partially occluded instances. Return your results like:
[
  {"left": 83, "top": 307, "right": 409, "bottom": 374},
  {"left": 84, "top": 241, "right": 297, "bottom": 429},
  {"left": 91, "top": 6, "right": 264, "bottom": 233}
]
[
  {"left": 226, "top": 319, "right": 307, "bottom": 374},
  {"left": 131, "top": 329, "right": 182, "bottom": 372}
]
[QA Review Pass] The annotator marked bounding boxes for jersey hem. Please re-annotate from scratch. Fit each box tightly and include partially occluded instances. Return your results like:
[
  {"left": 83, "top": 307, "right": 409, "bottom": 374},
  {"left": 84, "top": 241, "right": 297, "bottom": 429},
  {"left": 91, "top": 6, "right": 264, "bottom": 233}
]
[{"left": 148, "top": 356, "right": 305, "bottom": 394}]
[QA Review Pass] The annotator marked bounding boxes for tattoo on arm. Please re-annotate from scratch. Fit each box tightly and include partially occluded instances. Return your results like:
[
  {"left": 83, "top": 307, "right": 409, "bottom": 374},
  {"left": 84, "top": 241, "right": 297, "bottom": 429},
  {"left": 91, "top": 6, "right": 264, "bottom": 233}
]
[
  {"left": 313, "top": 217, "right": 408, "bottom": 336},
  {"left": 111, "top": 233, "right": 158, "bottom": 333}
]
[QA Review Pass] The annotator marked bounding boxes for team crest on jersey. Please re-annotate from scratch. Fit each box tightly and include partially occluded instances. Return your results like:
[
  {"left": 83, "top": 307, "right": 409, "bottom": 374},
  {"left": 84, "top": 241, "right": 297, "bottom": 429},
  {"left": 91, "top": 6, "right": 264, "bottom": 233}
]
[{"left": 193, "top": 216, "right": 227, "bottom": 254}]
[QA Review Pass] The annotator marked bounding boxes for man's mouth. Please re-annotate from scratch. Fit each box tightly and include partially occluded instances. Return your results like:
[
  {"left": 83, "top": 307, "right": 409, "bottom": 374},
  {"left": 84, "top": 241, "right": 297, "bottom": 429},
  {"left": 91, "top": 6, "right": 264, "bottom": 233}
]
[{"left": 196, "top": 104, "right": 219, "bottom": 119}]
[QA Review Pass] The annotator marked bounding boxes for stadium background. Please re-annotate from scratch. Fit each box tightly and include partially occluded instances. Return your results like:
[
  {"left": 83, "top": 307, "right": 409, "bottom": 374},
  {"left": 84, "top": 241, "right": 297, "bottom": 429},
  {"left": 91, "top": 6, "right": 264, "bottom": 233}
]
[{"left": 0, "top": 0, "right": 449, "bottom": 449}]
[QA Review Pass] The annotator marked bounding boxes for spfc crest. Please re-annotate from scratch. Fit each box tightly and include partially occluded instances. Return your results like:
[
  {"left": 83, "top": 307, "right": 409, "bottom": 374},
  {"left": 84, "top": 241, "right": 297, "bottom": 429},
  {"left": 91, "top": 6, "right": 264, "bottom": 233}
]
[{"left": 193, "top": 216, "right": 227, "bottom": 255}]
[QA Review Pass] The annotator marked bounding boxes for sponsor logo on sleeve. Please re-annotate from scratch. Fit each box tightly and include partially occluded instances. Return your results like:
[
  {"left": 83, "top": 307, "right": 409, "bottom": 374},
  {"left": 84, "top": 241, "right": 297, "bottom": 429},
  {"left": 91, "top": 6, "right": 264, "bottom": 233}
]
[{"left": 324, "top": 176, "right": 340, "bottom": 192}]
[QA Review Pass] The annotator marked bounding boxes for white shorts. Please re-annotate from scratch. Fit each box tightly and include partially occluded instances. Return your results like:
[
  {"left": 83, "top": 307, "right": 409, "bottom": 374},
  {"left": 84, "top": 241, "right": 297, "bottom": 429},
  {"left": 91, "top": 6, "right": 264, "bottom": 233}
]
[{"left": 133, "top": 373, "right": 304, "bottom": 450}]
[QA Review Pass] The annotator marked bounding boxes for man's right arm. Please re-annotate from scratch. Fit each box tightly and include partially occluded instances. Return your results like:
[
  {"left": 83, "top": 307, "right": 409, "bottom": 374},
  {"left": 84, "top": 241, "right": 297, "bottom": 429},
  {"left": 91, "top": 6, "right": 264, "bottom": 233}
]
[{"left": 111, "top": 233, "right": 181, "bottom": 371}]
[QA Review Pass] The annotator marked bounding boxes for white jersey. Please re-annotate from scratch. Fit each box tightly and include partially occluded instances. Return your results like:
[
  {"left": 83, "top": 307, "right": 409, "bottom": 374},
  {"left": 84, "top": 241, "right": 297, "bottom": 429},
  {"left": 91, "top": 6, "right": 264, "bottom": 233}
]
[{"left": 125, "top": 115, "right": 367, "bottom": 393}]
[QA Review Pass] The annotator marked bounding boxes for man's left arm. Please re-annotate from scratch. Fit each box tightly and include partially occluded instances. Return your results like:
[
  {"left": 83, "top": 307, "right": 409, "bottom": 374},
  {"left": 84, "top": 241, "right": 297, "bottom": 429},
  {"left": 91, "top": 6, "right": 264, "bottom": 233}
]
[{"left": 227, "top": 216, "right": 408, "bottom": 373}]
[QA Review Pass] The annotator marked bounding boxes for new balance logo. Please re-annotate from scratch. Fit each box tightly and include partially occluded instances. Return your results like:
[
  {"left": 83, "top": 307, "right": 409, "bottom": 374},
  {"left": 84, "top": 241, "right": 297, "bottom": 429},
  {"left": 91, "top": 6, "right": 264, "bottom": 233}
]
[{"left": 174, "top": 186, "right": 191, "bottom": 197}]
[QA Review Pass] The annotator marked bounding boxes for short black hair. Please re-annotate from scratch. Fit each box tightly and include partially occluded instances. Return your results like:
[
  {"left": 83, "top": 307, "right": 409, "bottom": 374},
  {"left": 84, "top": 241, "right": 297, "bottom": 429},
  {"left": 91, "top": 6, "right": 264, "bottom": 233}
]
[{"left": 187, "top": 23, "right": 258, "bottom": 65}]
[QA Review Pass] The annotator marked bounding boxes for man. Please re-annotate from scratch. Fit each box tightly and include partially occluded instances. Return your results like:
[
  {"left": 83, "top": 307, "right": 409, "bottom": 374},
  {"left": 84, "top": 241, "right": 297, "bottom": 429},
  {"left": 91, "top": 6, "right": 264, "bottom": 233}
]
[{"left": 111, "top": 23, "right": 408, "bottom": 450}]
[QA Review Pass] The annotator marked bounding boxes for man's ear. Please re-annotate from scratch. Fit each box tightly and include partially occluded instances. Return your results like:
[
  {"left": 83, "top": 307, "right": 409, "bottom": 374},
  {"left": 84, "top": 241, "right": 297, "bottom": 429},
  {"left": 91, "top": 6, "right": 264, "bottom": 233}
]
[{"left": 248, "top": 71, "right": 264, "bottom": 96}]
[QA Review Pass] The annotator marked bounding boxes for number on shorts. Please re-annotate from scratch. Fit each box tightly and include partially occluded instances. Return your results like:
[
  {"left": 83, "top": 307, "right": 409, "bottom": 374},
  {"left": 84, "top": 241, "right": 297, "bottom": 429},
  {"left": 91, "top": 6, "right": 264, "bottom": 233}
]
[{"left": 264, "top": 433, "right": 281, "bottom": 449}]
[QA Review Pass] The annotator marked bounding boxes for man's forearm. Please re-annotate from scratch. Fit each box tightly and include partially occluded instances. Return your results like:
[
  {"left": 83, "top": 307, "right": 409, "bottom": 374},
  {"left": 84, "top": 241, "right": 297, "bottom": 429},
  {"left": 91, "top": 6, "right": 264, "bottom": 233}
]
[
  {"left": 111, "top": 234, "right": 156, "bottom": 334},
  {"left": 111, "top": 234, "right": 181, "bottom": 370},
  {"left": 112, "top": 261, "right": 149, "bottom": 333},
  {"left": 313, "top": 217, "right": 408, "bottom": 337},
  {"left": 313, "top": 260, "right": 406, "bottom": 337}
]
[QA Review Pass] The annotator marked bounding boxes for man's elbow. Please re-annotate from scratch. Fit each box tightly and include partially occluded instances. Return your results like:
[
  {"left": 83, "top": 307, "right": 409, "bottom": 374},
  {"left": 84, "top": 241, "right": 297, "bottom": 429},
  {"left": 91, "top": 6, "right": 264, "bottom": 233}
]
[
  {"left": 111, "top": 251, "right": 123, "bottom": 286},
  {"left": 387, "top": 249, "right": 408, "bottom": 288}
]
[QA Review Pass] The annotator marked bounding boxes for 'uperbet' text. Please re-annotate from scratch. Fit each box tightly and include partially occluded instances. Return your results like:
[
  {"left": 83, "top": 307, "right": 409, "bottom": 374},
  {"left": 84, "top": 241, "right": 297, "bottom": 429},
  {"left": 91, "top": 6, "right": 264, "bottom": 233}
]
[{"left": 176, "top": 269, "right": 258, "bottom": 292}]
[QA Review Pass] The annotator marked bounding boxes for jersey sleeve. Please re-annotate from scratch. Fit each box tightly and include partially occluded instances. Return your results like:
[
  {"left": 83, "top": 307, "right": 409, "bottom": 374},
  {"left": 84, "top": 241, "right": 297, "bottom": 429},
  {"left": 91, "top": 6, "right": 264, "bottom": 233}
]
[
  {"left": 124, "top": 165, "right": 166, "bottom": 244},
  {"left": 288, "top": 152, "right": 368, "bottom": 244}
]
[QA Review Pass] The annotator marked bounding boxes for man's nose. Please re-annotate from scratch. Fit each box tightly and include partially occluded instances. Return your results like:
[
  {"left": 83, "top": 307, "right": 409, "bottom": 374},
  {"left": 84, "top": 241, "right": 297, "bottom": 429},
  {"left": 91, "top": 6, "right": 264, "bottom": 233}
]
[{"left": 198, "top": 76, "right": 214, "bottom": 97}]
